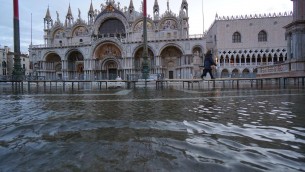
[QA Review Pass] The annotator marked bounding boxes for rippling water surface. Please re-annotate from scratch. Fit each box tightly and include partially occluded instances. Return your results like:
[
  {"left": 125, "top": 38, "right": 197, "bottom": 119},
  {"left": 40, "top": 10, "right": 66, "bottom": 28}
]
[{"left": 0, "top": 87, "right": 305, "bottom": 172}]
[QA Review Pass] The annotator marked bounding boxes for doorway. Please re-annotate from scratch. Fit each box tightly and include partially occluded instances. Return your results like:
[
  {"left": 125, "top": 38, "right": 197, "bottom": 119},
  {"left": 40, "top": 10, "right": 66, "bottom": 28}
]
[
  {"left": 169, "top": 71, "right": 174, "bottom": 79},
  {"left": 109, "top": 69, "right": 117, "bottom": 80}
]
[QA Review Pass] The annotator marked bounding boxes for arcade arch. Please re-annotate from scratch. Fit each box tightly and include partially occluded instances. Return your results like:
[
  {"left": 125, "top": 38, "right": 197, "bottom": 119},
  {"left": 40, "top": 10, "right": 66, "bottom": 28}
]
[
  {"left": 66, "top": 50, "right": 84, "bottom": 80},
  {"left": 160, "top": 46, "right": 183, "bottom": 79},
  {"left": 134, "top": 47, "right": 154, "bottom": 71},
  {"left": 221, "top": 69, "right": 230, "bottom": 78},
  {"left": 93, "top": 42, "right": 122, "bottom": 80},
  {"left": 45, "top": 52, "right": 62, "bottom": 80}
]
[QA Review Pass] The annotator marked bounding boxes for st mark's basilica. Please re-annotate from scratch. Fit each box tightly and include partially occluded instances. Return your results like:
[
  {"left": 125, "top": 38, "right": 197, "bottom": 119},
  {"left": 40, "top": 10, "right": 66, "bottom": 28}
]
[{"left": 29, "top": 0, "right": 293, "bottom": 80}]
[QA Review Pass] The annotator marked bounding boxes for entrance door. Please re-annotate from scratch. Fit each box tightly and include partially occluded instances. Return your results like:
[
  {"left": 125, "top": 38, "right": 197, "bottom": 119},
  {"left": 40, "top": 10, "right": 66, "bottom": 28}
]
[
  {"left": 109, "top": 69, "right": 117, "bottom": 80},
  {"left": 169, "top": 71, "right": 174, "bottom": 79}
]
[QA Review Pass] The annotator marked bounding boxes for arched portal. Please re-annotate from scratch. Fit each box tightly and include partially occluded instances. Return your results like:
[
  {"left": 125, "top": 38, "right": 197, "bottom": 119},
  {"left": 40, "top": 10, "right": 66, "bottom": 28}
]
[
  {"left": 160, "top": 46, "right": 183, "bottom": 79},
  {"left": 242, "top": 68, "right": 250, "bottom": 77},
  {"left": 232, "top": 68, "right": 239, "bottom": 78},
  {"left": 221, "top": 69, "right": 230, "bottom": 78},
  {"left": 67, "top": 50, "right": 84, "bottom": 80},
  {"left": 134, "top": 47, "right": 154, "bottom": 71},
  {"left": 94, "top": 43, "right": 122, "bottom": 80},
  {"left": 45, "top": 53, "right": 61, "bottom": 80}
]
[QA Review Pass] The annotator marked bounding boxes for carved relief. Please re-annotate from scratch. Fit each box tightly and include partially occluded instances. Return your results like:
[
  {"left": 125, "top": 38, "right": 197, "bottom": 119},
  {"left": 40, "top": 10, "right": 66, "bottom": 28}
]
[
  {"left": 133, "top": 21, "right": 153, "bottom": 32},
  {"left": 73, "top": 26, "right": 89, "bottom": 37},
  {"left": 161, "top": 19, "right": 178, "bottom": 30},
  {"left": 54, "top": 29, "right": 65, "bottom": 39},
  {"left": 95, "top": 44, "right": 122, "bottom": 60}
]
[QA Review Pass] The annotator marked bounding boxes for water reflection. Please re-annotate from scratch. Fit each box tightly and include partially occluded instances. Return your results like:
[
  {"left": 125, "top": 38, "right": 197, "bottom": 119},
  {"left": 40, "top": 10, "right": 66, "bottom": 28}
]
[{"left": 0, "top": 88, "right": 304, "bottom": 171}]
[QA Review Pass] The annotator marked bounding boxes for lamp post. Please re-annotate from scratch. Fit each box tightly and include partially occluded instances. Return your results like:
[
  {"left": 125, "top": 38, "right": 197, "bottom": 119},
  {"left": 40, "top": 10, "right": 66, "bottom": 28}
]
[
  {"left": 142, "top": 0, "right": 150, "bottom": 83},
  {"left": 12, "top": 0, "right": 23, "bottom": 81}
]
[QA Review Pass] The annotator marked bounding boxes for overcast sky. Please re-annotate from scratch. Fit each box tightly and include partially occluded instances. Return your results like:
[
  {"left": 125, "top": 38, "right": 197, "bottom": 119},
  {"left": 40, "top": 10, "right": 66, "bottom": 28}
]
[{"left": 0, "top": 0, "right": 293, "bottom": 53}]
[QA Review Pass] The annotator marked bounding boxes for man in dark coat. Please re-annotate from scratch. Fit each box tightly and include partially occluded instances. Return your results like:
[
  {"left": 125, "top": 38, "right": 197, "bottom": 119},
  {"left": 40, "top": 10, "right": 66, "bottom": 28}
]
[{"left": 201, "top": 50, "right": 216, "bottom": 79}]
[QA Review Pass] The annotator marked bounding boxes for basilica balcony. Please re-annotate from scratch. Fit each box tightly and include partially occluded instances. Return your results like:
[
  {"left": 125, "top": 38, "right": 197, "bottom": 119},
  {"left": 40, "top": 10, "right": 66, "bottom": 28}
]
[{"left": 31, "top": 42, "right": 91, "bottom": 49}]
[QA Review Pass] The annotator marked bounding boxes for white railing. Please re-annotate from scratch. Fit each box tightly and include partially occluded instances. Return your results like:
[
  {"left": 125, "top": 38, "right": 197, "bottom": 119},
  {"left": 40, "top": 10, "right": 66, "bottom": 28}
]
[
  {"left": 31, "top": 34, "right": 204, "bottom": 49},
  {"left": 30, "top": 42, "right": 91, "bottom": 49}
]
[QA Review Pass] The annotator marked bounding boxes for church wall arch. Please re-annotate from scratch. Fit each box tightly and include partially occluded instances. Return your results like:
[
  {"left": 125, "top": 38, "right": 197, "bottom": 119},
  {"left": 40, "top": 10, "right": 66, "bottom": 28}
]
[
  {"left": 65, "top": 49, "right": 85, "bottom": 80},
  {"left": 91, "top": 41, "right": 124, "bottom": 80},
  {"left": 159, "top": 44, "right": 184, "bottom": 79},
  {"left": 51, "top": 27, "right": 65, "bottom": 39},
  {"left": 159, "top": 43, "right": 185, "bottom": 55},
  {"left": 93, "top": 13, "right": 129, "bottom": 36},
  {"left": 132, "top": 18, "right": 155, "bottom": 32},
  {"left": 44, "top": 51, "right": 62, "bottom": 62},
  {"left": 93, "top": 42, "right": 122, "bottom": 60},
  {"left": 90, "top": 38, "right": 123, "bottom": 59},
  {"left": 43, "top": 51, "right": 63, "bottom": 80},
  {"left": 70, "top": 25, "right": 90, "bottom": 38},
  {"left": 65, "top": 49, "right": 85, "bottom": 60},
  {"left": 158, "top": 17, "right": 180, "bottom": 31},
  {"left": 133, "top": 45, "right": 155, "bottom": 70},
  {"left": 132, "top": 45, "right": 156, "bottom": 58}
]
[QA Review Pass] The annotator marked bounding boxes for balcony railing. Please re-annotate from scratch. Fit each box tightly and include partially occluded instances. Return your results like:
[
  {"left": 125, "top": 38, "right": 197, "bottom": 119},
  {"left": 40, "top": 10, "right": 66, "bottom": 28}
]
[{"left": 30, "top": 34, "right": 204, "bottom": 49}]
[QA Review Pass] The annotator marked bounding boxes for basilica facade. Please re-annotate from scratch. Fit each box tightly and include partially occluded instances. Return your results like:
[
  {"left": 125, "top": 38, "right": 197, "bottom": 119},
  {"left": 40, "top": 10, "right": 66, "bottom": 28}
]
[
  {"left": 29, "top": 0, "right": 205, "bottom": 80},
  {"left": 29, "top": 0, "right": 293, "bottom": 81}
]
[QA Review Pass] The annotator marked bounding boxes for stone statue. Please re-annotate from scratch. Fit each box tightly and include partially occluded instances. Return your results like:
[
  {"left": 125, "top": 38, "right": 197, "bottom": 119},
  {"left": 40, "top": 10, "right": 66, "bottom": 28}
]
[
  {"left": 56, "top": 11, "right": 60, "bottom": 22},
  {"left": 78, "top": 8, "right": 81, "bottom": 19}
]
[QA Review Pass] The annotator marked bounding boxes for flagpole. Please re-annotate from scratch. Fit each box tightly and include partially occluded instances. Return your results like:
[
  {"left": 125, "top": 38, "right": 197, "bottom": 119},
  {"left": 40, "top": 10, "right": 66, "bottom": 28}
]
[
  {"left": 13, "top": 0, "right": 23, "bottom": 81},
  {"left": 31, "top": 13, "right": 32, "bottom": 46},
  {"left": 202, "top": 0, "right": 204, "bottom": 34},
  {"left": 142, "top": 0, "right": 149, "bottom": 84}
]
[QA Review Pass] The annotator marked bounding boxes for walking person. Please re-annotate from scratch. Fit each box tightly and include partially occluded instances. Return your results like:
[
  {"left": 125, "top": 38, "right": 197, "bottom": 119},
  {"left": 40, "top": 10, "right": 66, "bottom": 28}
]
[{"left": 201, "top": 49, "right": 216, "bottom": 79}]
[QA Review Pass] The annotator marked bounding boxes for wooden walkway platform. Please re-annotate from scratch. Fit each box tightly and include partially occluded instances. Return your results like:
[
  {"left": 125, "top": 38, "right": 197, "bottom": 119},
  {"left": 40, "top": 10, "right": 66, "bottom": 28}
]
[
  {"left": 1, "top": 76, "right": 304, "bottom": 91},
  {"left": 155, "top": 76, "right": 305, "bottom": 89}
]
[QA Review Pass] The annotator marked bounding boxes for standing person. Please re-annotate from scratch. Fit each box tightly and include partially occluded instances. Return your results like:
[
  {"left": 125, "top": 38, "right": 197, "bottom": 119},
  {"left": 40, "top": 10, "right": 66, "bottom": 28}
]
[{"left": 201, "top": 50, "right": 216, "bottom": 79}]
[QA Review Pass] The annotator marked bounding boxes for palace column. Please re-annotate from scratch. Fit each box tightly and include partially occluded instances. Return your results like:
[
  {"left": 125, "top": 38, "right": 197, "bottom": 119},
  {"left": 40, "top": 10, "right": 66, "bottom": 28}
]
[{"left": 284, "top": 0, "right": 305, "bottom": 76}]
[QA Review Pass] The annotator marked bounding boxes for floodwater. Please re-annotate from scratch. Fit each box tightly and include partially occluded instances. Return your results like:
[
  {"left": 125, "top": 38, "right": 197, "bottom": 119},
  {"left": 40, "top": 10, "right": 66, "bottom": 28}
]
[{"left": 0, "top": 86, "right": 305, "bottom": 172}]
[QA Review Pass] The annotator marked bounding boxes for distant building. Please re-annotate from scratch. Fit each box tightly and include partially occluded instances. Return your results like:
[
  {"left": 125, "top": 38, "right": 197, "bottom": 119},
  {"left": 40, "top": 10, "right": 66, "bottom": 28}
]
[
  {"left": 206, "top": 12, "right": 293, "bottom": 78},
  {"left": 257, "top": 0, "right": 305, "bottom": 77},
  {"left": 0, "top": 46, "right": 9, "bottom": 77},
  {"left": 0, "top": 46, "right": 30, "bottom": 79}
]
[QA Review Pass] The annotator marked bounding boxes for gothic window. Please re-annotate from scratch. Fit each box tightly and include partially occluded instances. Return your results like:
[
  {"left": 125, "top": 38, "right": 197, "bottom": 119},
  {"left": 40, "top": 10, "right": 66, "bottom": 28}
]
[
  {"left": 232, "top": 32, "right": 241, "bottom": 43},
  {"left": 258, "top": 30, "right": 267, "bottom": 42}
]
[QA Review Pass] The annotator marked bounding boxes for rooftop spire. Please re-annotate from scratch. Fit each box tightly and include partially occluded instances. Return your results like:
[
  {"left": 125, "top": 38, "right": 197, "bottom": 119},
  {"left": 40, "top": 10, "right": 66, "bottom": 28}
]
[
  {"left": 66, "top": 3, "right": 73, "bottom": 18},
  {"left": 154, "top": 0, "right": 159, "bottom": 12},
  {"left": 167, "top": 0, "right": 169, "bottom": 11},
  {"left": 89, "top": 0, "right": 94, "bottom": 14},
  {"left": 45, "top": 6, "right": 52, "bottom": 20},
  {"left": 129, "top": 0, "right": 134, "bottom": 13}
]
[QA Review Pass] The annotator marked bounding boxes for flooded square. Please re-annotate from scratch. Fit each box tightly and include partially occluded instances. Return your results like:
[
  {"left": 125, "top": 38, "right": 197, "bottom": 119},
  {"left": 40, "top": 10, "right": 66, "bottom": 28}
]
[{"left": 0, "top": 87, "right": 304, "bottom": 171}]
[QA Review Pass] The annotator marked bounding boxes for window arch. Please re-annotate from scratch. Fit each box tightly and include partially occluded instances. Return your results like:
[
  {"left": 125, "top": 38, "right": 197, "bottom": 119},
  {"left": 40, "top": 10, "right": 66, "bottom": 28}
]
[
  {"left": 258, "top": 30, "right": 267, "bottom": 42},
  {"left": 232, "top": 32, "right": 241, "bottom": 43}
]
